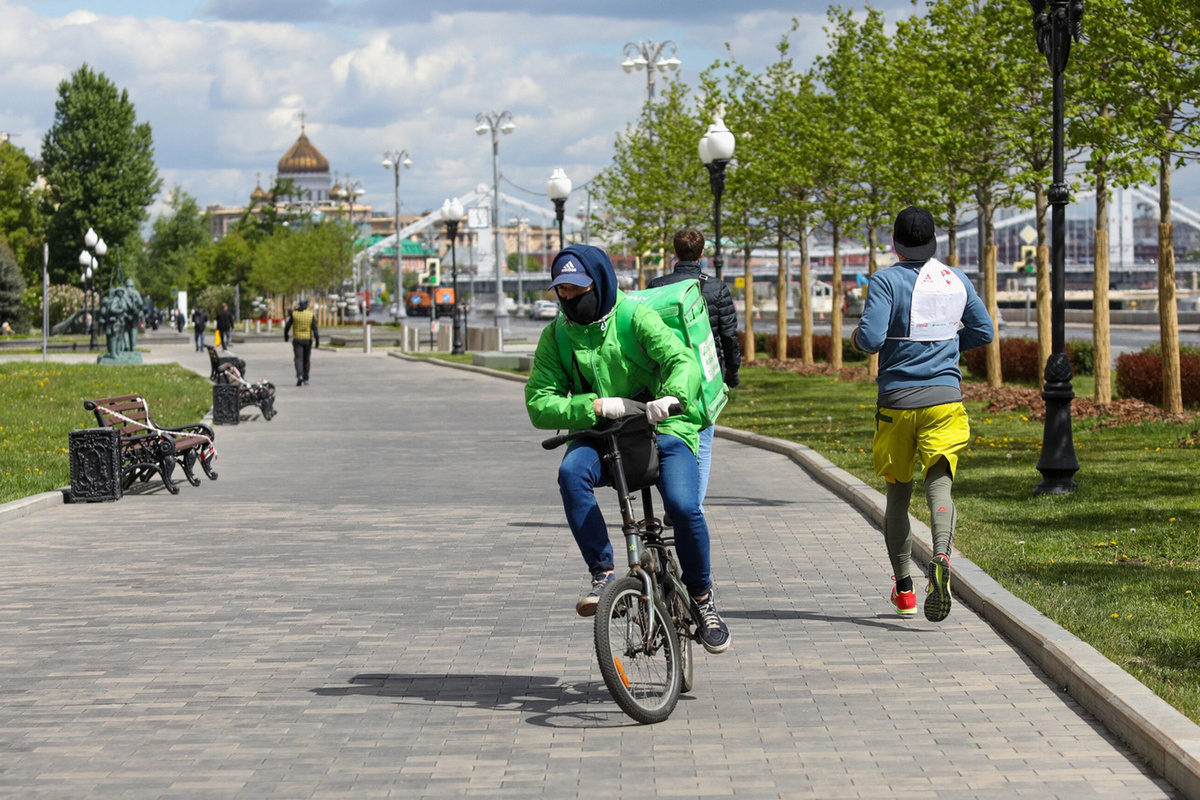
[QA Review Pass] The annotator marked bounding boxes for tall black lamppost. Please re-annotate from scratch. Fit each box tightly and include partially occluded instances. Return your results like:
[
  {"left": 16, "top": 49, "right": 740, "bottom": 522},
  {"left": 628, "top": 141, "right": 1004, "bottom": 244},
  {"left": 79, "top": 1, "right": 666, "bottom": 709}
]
[
  {"left": 698, "top": 117, "right": 735, "bottom": 281},
  {"left": 1031, "top": 0, "right": 1083, "bottom": 495},
  {"left": 546, "top": 168, "right": 572, "bottom": 250},
  {"left": 441, "top": 197, "right": 466, "bottom": 355}
]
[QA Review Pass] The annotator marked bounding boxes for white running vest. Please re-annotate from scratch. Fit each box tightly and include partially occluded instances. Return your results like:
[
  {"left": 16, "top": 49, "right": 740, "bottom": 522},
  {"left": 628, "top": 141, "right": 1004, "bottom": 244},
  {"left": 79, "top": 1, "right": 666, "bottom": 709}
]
[{"left": 888, "top": 258, "right": 967, "bottom": 342}]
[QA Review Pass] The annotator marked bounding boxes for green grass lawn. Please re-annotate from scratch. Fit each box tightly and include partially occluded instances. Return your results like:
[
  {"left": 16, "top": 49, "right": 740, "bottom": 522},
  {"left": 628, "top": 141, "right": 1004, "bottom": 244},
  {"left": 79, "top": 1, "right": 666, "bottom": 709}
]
[
  {"left": 0, "top": 362, "right": 212, "bottom": 504},
  {"left": 721, "top": 363, "right": 1200, "bottom": 723}
]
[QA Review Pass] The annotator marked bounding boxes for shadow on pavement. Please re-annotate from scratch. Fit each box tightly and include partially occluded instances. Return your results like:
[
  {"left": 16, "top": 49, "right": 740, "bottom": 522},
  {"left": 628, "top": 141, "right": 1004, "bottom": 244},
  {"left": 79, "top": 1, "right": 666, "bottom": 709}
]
[
  {"left": 703, "top": 495, "right": 802, "bottom": 507},
  {"left": 722, "top": 608, "right": 923, "bottom": 633},
  {"left": 312, "top": 672, "right": 649, "bottom": 728}
]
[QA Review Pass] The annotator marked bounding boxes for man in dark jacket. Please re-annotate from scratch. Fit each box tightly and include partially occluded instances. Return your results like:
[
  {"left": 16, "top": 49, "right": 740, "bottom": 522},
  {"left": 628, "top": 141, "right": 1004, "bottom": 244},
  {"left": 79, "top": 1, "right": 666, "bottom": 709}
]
[
  {"left": 191, "top": 307, "right": 208, "bottom": 351},
  {"left": 648, "top": 228, "right": 741, "bottom": 503},
  {"left": 216, "top": 303, "right": 234, "bottom": 351}
]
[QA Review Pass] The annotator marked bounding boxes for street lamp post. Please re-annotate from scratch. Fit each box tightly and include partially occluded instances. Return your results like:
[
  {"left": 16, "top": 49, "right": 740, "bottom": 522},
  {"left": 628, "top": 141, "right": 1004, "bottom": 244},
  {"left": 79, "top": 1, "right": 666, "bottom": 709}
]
[
  {"left": 1031, "top": 0, "right": 1083, "bottom": 495},
  {"left": 621, "top": 40, "right": 681, "bottom": 106},
  {"left": 698, "top": 117, "right": 735, "bottom": 282},
  {"left": 83, "top": 228, "right": 107, "bottom": 350},
  {"left": 78, "top": 250, "right": 93, "bottom": 346},
  {"left": 546, "top": 168, "right": 572, "bottom": 250},
  {"left": 476, "top": 110, "right": 516, "bottom": 333},
  {"left": 510, "top": 217, "right": 529, "bottom": 314},
  {"left": 382, "top": 150, "right": 412, "bottom": 321},
  {"left": 441, "top": 198, "right": 466, "bottom": 354}
]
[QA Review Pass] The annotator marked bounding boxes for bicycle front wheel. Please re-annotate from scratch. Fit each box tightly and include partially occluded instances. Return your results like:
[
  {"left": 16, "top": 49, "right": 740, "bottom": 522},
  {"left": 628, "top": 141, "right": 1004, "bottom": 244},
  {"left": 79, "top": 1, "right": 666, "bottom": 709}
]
[{"left": 594, "top": 576, "right": 682, "bottom": 724}]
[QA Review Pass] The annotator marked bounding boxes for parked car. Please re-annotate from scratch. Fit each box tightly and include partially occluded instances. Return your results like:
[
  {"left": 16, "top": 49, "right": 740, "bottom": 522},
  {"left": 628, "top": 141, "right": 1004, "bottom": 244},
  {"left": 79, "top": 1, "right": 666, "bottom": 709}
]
[{"left": 528, "top": 299, "right": 559, "bottom": 320}]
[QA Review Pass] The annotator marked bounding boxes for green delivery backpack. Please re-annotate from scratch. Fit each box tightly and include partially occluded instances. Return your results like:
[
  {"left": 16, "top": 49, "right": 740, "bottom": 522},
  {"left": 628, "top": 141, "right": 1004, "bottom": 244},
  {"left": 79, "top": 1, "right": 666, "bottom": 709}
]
[{"left": 622, "top": 280, "right": 728, "bottom": 427}]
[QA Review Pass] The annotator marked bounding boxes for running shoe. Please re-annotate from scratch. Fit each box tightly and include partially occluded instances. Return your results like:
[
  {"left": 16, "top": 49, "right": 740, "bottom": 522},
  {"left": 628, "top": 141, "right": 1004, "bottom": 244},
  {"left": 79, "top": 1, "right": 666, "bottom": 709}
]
[
  {"left": 924, "top": 554, "right": 952, "bottom": 622},
  {"left": 891, "top": 584, "right": 917, "bottom": 617},
  {"left": 575, "top": 572, "right": 615, "bottom": 617},
  {"left": 694, "top": 592, "right": 731, "bottom": 654}
]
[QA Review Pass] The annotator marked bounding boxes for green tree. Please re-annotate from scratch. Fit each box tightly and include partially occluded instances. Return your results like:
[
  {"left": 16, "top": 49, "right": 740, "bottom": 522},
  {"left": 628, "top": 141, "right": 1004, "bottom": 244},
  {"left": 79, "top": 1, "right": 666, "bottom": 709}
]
[
  {"left": 0, "top": 141, "right": 45, "bottom": 287},
  {"left": 141, "top": 186, "right": 210, "bottom": 304},
  {"left": 1112, "top": 0, "right": 1200, "bottom": 413},
  {"left": 250, "top": 222, "right": 354, "bottom": 297},
  {"left": 0, "top": 239, "right": 29, "bottom": 333},
  {"left": 40, "top": 64, "right": 161, "bottom": 284},
  {"left": 591, "top": 79, "right": 707, "bottom": 285}
]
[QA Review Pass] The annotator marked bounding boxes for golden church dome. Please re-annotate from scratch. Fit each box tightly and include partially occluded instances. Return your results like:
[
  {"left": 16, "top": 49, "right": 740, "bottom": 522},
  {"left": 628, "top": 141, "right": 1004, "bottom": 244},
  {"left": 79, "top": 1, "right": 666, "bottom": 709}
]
[
  {"left": 250, "top": 183, "right": 268, "bottom": 203},
  {"left": 278, "top": 131, "right": 330, "bottom": 175}
]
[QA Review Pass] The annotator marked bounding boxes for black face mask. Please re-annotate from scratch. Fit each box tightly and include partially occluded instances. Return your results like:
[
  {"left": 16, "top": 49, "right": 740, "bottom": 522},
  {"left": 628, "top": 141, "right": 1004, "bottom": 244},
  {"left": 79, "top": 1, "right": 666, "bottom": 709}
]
[{"left": 558, "top": 287, "right": 599, "bottom": 324}]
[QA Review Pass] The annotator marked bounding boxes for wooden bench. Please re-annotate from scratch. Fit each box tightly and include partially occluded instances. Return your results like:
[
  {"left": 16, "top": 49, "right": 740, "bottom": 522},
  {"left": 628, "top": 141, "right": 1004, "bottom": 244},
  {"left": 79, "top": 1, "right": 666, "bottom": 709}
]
[
  {"left": 214, "top": 363, "right": 276, "bottom": 421},
  {"left": 206, "top": 345, "right": 246, "bottom": 383},
  {"left": 83, "top": 394, "right": 218, "bottom": 494}
]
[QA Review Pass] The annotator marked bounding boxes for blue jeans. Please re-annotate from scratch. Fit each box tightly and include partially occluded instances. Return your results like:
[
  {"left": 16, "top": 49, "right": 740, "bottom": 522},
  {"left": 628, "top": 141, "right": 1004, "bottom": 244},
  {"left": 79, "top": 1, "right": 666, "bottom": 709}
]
[
  {"left": 697, "top": 425, "right": 714, "bottom": 507},
  {"left": 194, "top": 329, "right": 205, "bottom": 349},
  {"left": 558, "top": 432, "right": 712, "bottom": 596}
]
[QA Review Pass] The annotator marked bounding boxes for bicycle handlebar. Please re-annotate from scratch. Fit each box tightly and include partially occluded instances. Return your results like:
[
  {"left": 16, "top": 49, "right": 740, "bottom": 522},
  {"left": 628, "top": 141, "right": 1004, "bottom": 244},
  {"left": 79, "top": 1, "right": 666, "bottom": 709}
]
[{"left": 541, "top": 403, "right": 684, "bottom": 450}]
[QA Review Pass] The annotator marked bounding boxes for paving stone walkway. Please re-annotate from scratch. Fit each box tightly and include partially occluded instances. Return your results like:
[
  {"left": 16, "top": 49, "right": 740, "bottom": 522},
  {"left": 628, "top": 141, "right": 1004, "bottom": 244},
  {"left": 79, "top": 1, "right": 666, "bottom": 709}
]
[{"left": 0, "top": 343, "right": 1177, "bottom": 798}]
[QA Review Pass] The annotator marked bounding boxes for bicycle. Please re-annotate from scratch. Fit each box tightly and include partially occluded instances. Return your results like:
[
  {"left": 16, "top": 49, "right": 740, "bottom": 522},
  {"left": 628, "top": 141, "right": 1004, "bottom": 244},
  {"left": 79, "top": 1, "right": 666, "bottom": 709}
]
[{"left": 542, "top": 405, "right": 705, "bottom": 724}]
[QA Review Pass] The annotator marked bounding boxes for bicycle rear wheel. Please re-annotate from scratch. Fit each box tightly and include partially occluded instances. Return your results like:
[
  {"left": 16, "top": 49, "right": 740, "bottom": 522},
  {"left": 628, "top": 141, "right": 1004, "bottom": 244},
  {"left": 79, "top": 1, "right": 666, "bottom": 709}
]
[{"left": 594, "top": 576, "right": 682, "bottom": 723}]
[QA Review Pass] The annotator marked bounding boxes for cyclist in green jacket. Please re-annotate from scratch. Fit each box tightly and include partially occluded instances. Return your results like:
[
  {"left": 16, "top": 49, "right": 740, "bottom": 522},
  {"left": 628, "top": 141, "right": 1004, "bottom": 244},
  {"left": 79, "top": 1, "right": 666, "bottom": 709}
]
[{"left": 525, "top": 244, "right": 731, "bottom": 654}]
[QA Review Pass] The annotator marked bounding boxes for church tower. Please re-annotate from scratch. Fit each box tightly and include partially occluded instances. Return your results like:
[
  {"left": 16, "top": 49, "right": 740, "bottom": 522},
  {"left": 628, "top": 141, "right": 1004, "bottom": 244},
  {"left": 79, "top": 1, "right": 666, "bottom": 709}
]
[{"left": 276, "top": 113, "right": 332, "bottom": 204}]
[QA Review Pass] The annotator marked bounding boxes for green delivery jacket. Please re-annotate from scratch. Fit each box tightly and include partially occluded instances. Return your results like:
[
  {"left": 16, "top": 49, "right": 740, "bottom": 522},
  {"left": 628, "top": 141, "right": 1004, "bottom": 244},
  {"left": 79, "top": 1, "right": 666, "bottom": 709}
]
[{"left": 525, "top": 291, "right": 704, "bottom": 454}]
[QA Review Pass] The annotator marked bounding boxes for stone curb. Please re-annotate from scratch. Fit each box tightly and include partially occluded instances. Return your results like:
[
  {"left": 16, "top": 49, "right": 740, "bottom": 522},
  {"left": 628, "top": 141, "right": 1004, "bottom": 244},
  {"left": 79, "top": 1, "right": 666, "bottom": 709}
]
[
  {"left": 387, "top": 350, "right": 528, "bottom": 383},
  {"left": 715, "top": 425, "right": 1200, "bottom": 800},
  {"left": 0, "top": 489, "right": 67, "bottom": 525}
]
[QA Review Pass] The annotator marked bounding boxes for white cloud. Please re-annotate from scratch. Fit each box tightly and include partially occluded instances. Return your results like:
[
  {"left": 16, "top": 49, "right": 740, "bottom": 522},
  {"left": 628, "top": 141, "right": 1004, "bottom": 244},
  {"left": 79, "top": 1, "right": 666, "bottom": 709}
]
[{"left": 1, "top": 0, "right": 1198, "bottom": 233}]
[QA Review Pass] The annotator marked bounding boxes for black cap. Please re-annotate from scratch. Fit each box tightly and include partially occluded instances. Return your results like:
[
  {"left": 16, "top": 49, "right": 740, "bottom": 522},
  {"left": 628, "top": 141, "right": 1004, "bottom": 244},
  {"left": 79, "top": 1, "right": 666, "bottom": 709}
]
[{"left": 892, "top": 206, "right": 937, "bottom": 260}]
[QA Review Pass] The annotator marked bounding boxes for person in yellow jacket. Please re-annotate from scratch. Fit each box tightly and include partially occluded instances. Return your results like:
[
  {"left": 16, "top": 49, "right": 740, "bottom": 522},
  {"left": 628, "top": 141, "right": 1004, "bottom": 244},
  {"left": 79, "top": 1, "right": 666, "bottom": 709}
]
[
  {"left": 284, "top": 299, "right": 319, "bottom": 386},
  {"left": 525, "top": 244, "right": 730, "bottom": 654}
]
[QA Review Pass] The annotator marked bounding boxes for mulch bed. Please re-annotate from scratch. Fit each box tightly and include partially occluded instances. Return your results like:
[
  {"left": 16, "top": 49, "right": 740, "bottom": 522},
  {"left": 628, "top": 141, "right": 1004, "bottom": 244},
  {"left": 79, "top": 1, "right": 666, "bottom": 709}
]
[{"left": 760, "top": 358, "right": 1196, "bottom": 426}]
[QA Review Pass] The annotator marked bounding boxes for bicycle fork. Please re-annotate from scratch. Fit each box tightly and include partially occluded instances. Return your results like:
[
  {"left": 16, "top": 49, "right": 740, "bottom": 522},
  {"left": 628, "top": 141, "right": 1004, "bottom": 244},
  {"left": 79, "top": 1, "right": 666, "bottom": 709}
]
[{"left": 604, "top": 439, "right": 661, "bottom": 644}]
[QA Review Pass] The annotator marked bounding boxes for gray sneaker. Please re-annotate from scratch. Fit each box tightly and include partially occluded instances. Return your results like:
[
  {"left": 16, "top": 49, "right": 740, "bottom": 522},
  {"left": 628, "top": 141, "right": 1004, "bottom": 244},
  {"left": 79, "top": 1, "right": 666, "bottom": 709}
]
[
  {"left": 576, "top": 572, "right": 615, "bottom": 617},
  {"left": 694, "top": 592, "right": 731, "bottom": 654}
]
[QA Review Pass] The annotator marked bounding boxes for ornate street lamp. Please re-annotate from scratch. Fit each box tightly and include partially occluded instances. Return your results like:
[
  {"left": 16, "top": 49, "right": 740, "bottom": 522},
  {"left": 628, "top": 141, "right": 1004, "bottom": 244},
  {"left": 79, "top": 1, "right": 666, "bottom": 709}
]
[
  {"left": 441, "top": 197, "right": 466, "bottom": 354},
  {"left": 621, "top": 40, "right": 681, "bottom": 106},
  {"left": 78, "top": 249, "right": 93, "bottom": 345},
  {"left": 546, "top": 168, "right": 572, "bottom": 250},
  {"left": 476, "top": 110, "right": 516, "bottom": 333},
  {"left": 1030, "top": 0, "right": 1083, "bottom": 495},
  {"left": 83, "top": 229, "right": 107, "bottom": 350},
  {"left": 382, "top": 150, "right": 412, "bottom": 320},
  {"left": 698, "top": 117, "right": 735, "bottom": 281}
]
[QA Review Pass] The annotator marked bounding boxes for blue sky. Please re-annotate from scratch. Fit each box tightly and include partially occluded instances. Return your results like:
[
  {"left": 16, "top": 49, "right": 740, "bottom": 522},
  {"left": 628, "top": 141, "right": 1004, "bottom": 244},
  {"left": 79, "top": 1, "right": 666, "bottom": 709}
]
[{"left": 3, "top": 0, "right": 1196, "bottom": 228}]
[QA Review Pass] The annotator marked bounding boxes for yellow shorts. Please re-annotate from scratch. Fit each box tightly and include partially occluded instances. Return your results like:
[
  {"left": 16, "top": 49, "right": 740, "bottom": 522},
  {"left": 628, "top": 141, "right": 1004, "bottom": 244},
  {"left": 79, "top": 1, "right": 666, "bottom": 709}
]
[{"left": 872, "top": 402, "right": 969, "bottom": 484}]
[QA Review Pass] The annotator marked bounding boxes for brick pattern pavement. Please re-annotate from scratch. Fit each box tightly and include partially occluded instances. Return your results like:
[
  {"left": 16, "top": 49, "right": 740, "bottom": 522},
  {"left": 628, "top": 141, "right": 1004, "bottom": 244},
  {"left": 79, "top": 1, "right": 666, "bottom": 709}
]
[{"left": 0, "top": 343, "right": 1176, "bottom": 798}]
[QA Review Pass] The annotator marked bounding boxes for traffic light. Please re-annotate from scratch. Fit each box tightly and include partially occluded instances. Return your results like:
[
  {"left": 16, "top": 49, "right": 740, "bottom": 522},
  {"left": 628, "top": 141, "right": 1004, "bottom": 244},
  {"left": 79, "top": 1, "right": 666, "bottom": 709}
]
[
  {"left": 1014, "top": 246, "right": 1037, "bottom": 274},
  {"left": 423, "top": 257, "right": 441, "bottom": 285}
]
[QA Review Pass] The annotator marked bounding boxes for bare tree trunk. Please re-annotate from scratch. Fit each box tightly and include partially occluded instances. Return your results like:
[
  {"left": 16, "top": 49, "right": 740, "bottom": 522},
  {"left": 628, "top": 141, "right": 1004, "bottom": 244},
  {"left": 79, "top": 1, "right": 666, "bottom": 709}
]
[
  {"left": 1035, "top": 185, "right": 1051, "bottom": 389},
  {"left": 1093, "top": 169, "right": 1112, "bottom": 404},
  {"left": 799, "top": 223, "right": 813, "bottom": 365},
  {"left": 743, "top": 242, "right": 756, "bottom": 363},
  {"left": 776, "top": 232, "right": 787, "bottom": 360},
  {"left": 946, "top": 199, "right": 958, "bottom": 267},
  {"left": 979, "top": 189, "right": 1002, "bottom": 388},
  {"left": 831, "top": 219, "right": 843, "bottom": 370},
  {"left": 867, "top": 225, "right": 879, "bottom": 378},
  {"left": 637, "top": 255, "right": 646, "bottom": 290},
  {"left": 1158, "top": 153, "right": 1182, "bottom": 413}
]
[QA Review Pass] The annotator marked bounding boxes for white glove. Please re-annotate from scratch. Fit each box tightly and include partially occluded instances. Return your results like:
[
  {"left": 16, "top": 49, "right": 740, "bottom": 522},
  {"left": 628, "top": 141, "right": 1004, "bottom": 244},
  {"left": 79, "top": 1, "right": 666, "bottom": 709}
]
[
  {"left": 645, "top": 395, "right": 680, "bottom": 424},
  {"left": 594, "top": 397, "right": 647, "bottom": 419}
]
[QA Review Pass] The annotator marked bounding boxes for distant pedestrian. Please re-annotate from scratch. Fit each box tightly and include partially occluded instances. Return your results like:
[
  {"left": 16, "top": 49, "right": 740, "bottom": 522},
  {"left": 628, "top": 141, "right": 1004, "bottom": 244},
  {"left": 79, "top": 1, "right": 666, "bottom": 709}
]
[
  {"left": 175, "top": 310, "right": 184, "bottom": 333},
  {"left": 648, "top": 227, "right": 741, "bottom": 504},
  {"left": 191, "top": 307, "right": 208, "bottom": 351},
  {"left": 284, "top": 299, "right": 319, "bottom": 386},
  {"left": 850, "top": 206, "right": 994, "bottom": 622},
  {"left": 216, "top": 303, "right": 234, "bottom": 351}
]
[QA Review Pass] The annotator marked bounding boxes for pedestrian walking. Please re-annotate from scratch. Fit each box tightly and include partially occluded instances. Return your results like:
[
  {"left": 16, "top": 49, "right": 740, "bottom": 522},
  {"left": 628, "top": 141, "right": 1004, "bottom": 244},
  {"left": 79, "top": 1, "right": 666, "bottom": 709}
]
[
  {"left": 850, "top": 206, "right": 994, "bottom": 621},
  {"left": 284, "top": 299, "right": 319, "bottom": 386},
  {"left": 648, "top": 227, "right": 741, "bottom": 504},
  {"left": 191, "top": 306, "right": 208, "bottom": 351},
  {"left": 216, "top": 303, "right": 234, "bottom": 351}
]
